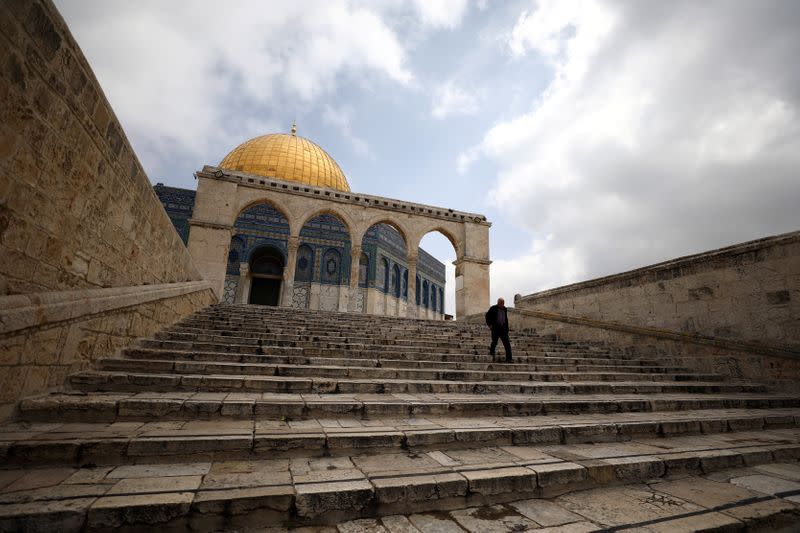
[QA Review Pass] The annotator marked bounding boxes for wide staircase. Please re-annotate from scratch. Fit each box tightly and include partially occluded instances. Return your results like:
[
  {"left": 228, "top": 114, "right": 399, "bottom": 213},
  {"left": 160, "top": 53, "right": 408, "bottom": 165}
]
[{"left": 2, "top": 304, "right": 799, "bottom": 531}]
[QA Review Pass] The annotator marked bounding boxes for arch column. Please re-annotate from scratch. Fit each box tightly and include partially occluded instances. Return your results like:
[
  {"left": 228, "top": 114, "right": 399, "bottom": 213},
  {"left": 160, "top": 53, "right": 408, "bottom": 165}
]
[
  {"left": 187, "top": 219, "right": 235, "bottom": 300},
  {"left": 309, "top": 247, "right": 323, "bottom": 310},
  {"left": 348, "top": 245, "right": 362, "bottom": 312},
  {"left": 236, "top": 263, "right": 250, "bottom": 304},
  {"left": 281, "top": 236, "right": 299, "bottom": 307},
  {"left": 454, "top": 222, "right": 491, "bottom": 317},
  {"left": 406, "top": 254, "right": 418, "bottom": 319}
]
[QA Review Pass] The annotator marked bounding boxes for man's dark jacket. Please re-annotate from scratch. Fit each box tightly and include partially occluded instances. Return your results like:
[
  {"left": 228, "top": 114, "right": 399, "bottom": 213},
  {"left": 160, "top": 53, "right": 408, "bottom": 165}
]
[{"left": 485, "top": 305, "right": 509, "bottom": 334}]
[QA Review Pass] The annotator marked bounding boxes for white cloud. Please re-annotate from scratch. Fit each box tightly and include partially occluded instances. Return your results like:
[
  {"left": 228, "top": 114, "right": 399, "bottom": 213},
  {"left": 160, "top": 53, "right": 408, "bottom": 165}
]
[
  {"left": 55, "top": 0, "right": 413, "bottom": 177},
  {"left": 322, "top": 105, "right": 371, "bottom": 157},
  {"left": 476, "top": 0, "right": 800, "bottom": 295},
  {"left": 432, "top": 80, "right": 480, "bottom": 119},
  {"left": 413, "top": 0, "right": 470, "bottom": 29}
]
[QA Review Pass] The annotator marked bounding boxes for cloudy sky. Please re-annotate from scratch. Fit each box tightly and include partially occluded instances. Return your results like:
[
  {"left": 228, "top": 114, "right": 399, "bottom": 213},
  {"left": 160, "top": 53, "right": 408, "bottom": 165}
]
[{"left": 56, "top": 0, "right": 800, "bottom": 315}]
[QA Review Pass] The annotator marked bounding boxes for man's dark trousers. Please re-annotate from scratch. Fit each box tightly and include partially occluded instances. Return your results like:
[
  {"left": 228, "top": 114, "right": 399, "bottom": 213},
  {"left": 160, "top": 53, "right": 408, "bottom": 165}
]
[{"left": 490, "top": 326, "right": 512, "bottom": 362}]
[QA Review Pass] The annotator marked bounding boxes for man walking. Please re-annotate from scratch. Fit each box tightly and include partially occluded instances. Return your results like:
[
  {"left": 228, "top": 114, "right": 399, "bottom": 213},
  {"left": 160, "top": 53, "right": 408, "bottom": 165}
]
[{"left": 485, "top": 298, "right": 512, "bottom": 363}]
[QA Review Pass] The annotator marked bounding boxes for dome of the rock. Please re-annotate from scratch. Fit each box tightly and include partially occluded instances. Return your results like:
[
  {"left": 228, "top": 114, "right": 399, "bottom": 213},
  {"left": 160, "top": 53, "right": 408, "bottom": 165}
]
[{"left": 218, "top": 130, "right": 350, "bottom": 191}]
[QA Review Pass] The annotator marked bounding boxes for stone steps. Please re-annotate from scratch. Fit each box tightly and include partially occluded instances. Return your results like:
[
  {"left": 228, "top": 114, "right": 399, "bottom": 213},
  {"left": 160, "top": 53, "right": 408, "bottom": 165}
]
[
  {"left": 97, "top": 358, "right": 724, "bottom": 384},
  {"left": 68, "top": 370, "right": 765, "bottom": 395},
  {"left": 20, "top": 392, "right": 798, "bottom": 423},
  {"left": 1, "top": 428, "right": 799, "bottom": 531},
  {"left": 5, "top": 303, "right": 800, "bottom": 531},
  {"left": 122, "top": 346, "right": 693, "bottom": 372}
]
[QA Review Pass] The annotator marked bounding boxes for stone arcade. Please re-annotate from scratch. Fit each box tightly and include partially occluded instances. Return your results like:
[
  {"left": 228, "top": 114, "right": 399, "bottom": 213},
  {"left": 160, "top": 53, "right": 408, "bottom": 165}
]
[
  {"left": 179, "top": 130, "right": 492, "bottom": 319},
  {"left": 153, "top": 129, "right": 476, "bottom": 320}
]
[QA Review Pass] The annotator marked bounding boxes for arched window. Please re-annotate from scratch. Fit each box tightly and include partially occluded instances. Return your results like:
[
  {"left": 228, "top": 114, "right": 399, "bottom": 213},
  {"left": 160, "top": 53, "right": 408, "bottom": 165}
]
[
  {"left": 321, "top": 248, "right": 342, "bottom": 284},
  {"left": 402, "top": 270, "right": 408, "bottom": 299},
  {"left": 358, "top": 252, "right": 369, "bottom": 287},
  {"left": 392, "top": 265, "right": 401, "bottom": 297},
  {"left": 294, "top": 245, "right": 314, "bottom": 282},
  {"left": 381, "top": 258, "right": 390, "bottom": 292},
  {"left": 415, "top": 275, "right": 421, "bottom": 304},
  {"left": 431, "top": 284, "right": 437, "bottom": 311},
  {"left": 439, "top": 287, "right": 444, "bottom": 313},
  {"left": 422, "top": 280, "right": 429, "bottom": 308}
]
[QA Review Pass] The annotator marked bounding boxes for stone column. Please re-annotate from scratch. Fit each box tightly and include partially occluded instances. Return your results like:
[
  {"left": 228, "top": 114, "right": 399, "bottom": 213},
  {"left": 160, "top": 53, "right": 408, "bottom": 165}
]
[
  {"left": 187, "top": 220, "right": 234, "bottom": 300},
  {"left": 235, "top": 263, "right": 250, "bottom": 303},
  {"left": 406, "top": 254, "right": 418, "bottom": 319},
  {"left": 454, "top": 222, "right": 491, "bottom": 318},
  {"left": 348, "top": 245, "right": 362, "bottom": 312},
  {"left": 281, "top": 236, "right": 299, "bottom": 307},
  {"left": 309, "top": 247, "right": 323, "bottom": 310}
]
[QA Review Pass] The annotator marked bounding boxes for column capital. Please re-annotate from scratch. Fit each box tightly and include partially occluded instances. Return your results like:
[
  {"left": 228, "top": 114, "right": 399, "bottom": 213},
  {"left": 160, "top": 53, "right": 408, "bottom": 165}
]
[
  {"left": 188, "top": 218, "right": 235, "bottom": 234},
  {"left": 452, "top": 255, "right": 492, "bottom": 266},
  {"left": 406, "top": 254, "right": 418, "bottom": 265},
  {"left": 287, "top": 235, "right": 300, "bottom": 250},
  {"left": 350, "top": 244, "right": 362, "bottom": 257},
  {"left": 239, "top": 262, "right": 249, "bottom": 275}
]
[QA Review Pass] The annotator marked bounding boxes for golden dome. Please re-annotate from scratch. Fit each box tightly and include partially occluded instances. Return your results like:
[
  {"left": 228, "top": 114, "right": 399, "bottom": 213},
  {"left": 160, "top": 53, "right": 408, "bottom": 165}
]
[{"left": 219, "top": 131, "right": 350, "bottom": 191}]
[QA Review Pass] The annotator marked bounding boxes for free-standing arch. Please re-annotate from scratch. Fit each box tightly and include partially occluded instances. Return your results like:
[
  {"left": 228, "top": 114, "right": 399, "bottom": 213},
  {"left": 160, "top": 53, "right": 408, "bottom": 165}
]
[{"left": 188, "top": 166, "right": 491, "bottom": 318}]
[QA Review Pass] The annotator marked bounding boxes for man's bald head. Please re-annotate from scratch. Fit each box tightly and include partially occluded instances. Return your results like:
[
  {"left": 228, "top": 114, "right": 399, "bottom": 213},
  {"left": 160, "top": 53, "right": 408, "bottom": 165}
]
[{"left": 497, "top": 298, "right": 505, "bottom": 306}]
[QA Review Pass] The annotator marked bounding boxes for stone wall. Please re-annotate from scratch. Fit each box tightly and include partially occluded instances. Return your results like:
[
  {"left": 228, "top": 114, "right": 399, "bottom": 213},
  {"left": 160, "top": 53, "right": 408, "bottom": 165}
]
[
  {"left": 464, "top": 308, "right": 800, "bottom": 393},
  {"left": 0, "top": 0, "right": 215, "bottom": 419},
  {"left": 516, "top": 232, "right": 800, "bottom": 351}
]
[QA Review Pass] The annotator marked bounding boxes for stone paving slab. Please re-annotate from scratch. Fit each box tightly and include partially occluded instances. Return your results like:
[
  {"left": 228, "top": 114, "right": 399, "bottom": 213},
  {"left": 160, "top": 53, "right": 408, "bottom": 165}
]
[{"left": 1, "top": 431, "right": 800, "bottom": 531}]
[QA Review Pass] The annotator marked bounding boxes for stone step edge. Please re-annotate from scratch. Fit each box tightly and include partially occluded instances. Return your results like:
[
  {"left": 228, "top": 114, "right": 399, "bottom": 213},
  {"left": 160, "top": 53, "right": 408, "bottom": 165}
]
[
  {"left": 67, "top": 371, "right": 767, "bottom": 395},
  {"left": 123, "top": 348, "right": 695, "bottom": 372},
  {"left": 2, "top": 438, "right": 799, "bottom": 531},
  {"left": 19, "top": 394, "right": 800, "bottom": 422},
  {"left": 99, "top": 358, "right": 723, "bottom": 382},
  {"left": 5, "top": 411, "right": 798, "bottom": 467},
  {"left": 19, "top": 393, "right": 800, "bottom": 422},
  {"left": 125, "top": 346, "right": 664, "bottom": 367}
]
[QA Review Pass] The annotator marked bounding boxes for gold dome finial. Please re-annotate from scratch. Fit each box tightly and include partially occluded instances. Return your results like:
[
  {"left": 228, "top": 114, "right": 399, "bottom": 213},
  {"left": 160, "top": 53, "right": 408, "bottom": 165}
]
[{"left": 291, "top": 122, "right": 297, "bottom": 136}]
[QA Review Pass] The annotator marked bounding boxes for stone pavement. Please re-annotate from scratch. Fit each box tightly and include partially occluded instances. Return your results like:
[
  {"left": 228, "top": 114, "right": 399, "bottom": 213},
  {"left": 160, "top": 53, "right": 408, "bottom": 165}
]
[
  {"left": 1, "top": 304, "right": 799, "bottom": 531},
  {"left": 329, "top": 461, "right": 800, "bottom": 532}
]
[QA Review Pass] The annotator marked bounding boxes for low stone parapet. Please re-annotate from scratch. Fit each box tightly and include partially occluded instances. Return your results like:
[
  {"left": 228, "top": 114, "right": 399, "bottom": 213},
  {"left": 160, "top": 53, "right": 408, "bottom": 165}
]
[{"left": 0, "top": 281, "right": 215, "bottom": 421}]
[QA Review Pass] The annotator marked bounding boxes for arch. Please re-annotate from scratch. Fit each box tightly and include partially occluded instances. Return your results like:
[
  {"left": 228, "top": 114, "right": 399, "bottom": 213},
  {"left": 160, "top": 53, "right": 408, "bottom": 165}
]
[
  {"left": 321, "top": 248, "right": 343, "bottom": 284},
  {"left": 247, "top": 244, "right": 284, "bottom": 306},
  {"left": 234, "top": 198, "right": 293, "bottom": 234},
  {"left": 356, "top": 217, "right": 410, "bottom": 249},
  {"left": 294, "top": 244, "right": 314, "bottom": 282},
  {"left": 413, "top": 226, "right": 461, "bottom": 256},
  {"left": 249, "top": 245, "right": 284, "bottom": 275},
  {"left": 297, "top": 207, "right": 355, "bottom": 239},
  {"left": 392, "top": 264, "right": 401, "bottom": 298}
]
